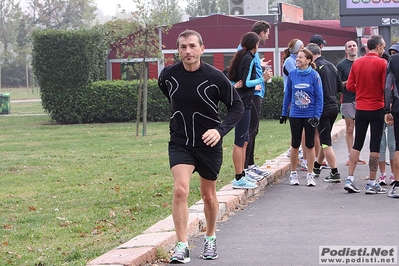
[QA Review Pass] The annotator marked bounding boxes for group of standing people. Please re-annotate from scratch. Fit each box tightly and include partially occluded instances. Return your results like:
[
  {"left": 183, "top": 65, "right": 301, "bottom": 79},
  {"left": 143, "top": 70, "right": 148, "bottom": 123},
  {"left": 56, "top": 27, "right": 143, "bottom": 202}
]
[
  {"left": 158, "top": 24, "right": 399, "bottom": 264},
  {"left": 280, "top": 33, "right": 399, "bottom": 199}
]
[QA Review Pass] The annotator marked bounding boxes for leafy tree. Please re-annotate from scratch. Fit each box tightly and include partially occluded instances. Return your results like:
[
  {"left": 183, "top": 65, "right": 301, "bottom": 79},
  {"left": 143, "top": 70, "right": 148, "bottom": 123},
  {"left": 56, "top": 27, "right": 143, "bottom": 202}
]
[
  {"left": 152, "top": 0, "right": 183, "bottom": 24},
  {"left": 290, "top": 0, "right": 339, "bottom": 20},
  {"left": 218, "top": 0, "right": 229, "bottom": 14},
  {"left": 185, "top": 0, "right": 228, "bottom": 17},
  {"left": 108, "top": 0, "right": 173, "bottom": 135},
  {"left": 25, "top": 0, "right": 97, "bottom": 29},
  {"left": 0, "top": 0, "right": 23, "bottom": 88}
]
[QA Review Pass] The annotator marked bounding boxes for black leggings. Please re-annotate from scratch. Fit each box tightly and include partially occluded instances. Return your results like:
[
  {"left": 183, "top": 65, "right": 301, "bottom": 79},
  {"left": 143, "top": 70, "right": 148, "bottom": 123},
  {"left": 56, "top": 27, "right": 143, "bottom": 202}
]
[
  {"left": 289, "top": 117, "right": 316, "bottom": 149},
  {"left": 353, "top": 109, "right": 384, "bottom": 152},
  {"left": 245, "top": 96, "right": 262, "bottom": 167},
  {"left": 393, "top": 112, "right": 399, "bottom": 151},
  {"left": 318, "top": 107, "right": 338, "bottom": 147}
]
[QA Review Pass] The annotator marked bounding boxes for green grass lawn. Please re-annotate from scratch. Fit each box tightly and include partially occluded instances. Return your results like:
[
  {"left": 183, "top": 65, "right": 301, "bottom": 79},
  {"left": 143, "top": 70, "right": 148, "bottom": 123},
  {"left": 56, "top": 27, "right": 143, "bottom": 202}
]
[
  {"left": 0, "top": 87, "right": 41, "bottom": 100},
  {"left": 0, "top": 92, "right": 291, "bottom": 265}
]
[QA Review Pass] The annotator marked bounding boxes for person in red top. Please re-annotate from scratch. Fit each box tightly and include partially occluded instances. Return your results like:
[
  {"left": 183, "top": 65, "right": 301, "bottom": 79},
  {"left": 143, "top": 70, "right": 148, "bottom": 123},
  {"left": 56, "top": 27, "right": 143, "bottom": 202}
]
[{"left": 344, "top": 35, "right": 387, "bottom": 194}]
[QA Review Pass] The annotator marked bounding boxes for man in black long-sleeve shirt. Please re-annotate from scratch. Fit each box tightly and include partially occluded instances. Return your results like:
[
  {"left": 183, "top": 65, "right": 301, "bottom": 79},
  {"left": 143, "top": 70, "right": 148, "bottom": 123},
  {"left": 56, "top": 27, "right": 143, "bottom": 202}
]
[
  {"left": 158, "top": 29, "right": 244, "bottom": 264},
  {"left": 306, "top": 43, "right": 343, "bottom": 183}
]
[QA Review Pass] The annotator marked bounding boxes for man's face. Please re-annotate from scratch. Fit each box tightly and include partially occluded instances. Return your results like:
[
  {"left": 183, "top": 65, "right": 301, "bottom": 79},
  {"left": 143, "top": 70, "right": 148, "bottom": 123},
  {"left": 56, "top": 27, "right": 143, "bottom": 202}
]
[
  {"left": 177, "top": 35, "right": 204, "bottom": 68},
  {"left": 345, "top": 41, "right": 358, "bottom": 57},
  {"left": 259, "top": 29, "right": 269, "bottom": 45}
]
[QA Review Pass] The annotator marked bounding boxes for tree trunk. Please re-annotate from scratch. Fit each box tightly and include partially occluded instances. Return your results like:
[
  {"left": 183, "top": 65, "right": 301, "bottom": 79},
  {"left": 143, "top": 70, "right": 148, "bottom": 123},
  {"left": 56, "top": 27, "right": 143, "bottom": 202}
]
[
  {"left": 142, "top": 66, "right": 148, "bottom": 136},
  {"left": 136, "top": 66, "right": 144, "bottom": 136}
]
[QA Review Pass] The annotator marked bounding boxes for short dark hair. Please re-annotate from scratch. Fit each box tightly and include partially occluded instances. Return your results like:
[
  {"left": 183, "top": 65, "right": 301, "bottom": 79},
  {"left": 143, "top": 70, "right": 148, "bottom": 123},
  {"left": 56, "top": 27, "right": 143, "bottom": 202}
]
[
  {"left": 251, "top": 21, "right": 271, "bottom": 35},
  {"left": 305, "top": 43, "right": 321, "bottom": 56},
  {"left": 176, "top": 29, "right": 203, "bottom": 48},
  {"left": 367, "top": 35, "right": 384, "bottom": 51}
]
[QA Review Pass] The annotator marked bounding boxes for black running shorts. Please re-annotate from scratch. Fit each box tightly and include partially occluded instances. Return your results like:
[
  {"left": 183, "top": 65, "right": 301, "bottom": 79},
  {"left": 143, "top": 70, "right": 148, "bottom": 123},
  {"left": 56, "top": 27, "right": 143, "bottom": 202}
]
[{"left": 168, "top": 141, "right": 222, "bottom": 181}]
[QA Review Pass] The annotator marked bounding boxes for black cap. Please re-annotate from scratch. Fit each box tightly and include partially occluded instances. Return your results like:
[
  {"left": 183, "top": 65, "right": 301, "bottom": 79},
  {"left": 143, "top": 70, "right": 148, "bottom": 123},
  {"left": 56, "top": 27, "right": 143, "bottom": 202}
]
[{"left": 310, "top": 34, "right": 327, "bottom": 46}]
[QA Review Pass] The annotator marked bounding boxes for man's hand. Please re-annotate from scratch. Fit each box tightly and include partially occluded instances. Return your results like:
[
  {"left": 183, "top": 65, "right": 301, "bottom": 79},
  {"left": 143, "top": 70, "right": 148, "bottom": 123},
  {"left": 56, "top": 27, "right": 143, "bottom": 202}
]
[
  {"left": 202, "top": 129, "right": 221, "bottom": 147},
  {"left": 279, "top": 116, "right": 287, "bottom": 124},
  {"left": 385, "top": 113, "right": 394, "bottom": 126}
]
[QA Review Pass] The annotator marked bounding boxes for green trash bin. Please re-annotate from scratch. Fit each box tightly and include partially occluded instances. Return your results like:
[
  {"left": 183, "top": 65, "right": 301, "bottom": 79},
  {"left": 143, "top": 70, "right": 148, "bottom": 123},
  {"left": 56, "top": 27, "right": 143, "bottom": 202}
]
[{"left": 0, "top": 93, "right": 10, "bottom": 114}]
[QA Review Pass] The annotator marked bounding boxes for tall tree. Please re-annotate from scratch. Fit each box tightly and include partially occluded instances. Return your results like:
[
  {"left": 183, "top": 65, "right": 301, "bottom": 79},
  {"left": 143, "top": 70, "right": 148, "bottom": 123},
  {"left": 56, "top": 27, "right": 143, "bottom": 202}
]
[
  {"left": 218, "top": 0, "right": 228, "bottom": 14},
  {"left": 0, "top": 0, "right": 23, "bottom": 88},
  {"left": 185, "top": 0, "right": 219, "bottom": 17},
  {"left": 110, "top": 0, "right": 173, "bottom": 136},
  {"left": 290, "top": 0, "right": 339, "bottom": 20},
  {"left": 25, "top": 0, "right": 97, "bottom": 29},
  {"left": 152, "top": 0, "right": 183, "bottom": 24}
]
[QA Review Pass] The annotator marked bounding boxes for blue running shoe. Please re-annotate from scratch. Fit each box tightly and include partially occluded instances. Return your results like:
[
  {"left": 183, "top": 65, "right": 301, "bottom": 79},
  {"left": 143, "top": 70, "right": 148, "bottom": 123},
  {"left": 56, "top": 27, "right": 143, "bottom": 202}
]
[
  {"left": 365, "top": 183, "right": 387, "bottom": 194},
  {"left": 232, "top": 177, "right": 258, "bottom": 189}
]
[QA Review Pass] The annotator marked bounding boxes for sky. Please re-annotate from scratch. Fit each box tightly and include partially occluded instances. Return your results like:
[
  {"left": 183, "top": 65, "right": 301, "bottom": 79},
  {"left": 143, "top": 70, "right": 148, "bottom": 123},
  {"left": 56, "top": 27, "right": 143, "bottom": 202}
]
[{"left": 95, "top": 0, "right": 187, "bottom": 16}]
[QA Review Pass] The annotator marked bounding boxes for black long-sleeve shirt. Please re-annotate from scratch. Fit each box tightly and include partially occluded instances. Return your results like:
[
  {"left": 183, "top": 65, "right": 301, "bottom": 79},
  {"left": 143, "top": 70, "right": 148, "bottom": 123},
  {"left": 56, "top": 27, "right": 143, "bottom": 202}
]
[
  {"left": 315, "top": 56, "right": 343, "bottom": 111},
  {"left": 158, "top": 61, "right": 244, "bottom": 147}
]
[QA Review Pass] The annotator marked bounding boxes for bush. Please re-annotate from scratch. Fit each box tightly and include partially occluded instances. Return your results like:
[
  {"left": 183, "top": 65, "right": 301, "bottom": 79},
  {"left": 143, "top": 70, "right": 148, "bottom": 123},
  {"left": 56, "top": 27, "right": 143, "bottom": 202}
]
[
  {"left": 32, "top": 28, "right": 108, "bottom": 123},
  {"left": 262, "top": 76, "right": 284, "bottom": 119}
]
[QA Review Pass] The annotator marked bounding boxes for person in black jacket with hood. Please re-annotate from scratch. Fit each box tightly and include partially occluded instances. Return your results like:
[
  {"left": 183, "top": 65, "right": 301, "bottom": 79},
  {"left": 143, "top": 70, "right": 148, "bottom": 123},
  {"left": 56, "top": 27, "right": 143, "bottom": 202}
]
[
  {"left": 305, "top": 43, "right": 343, "bottom": 183},
  {"left": 384, "top": 51, "right": 399, "bottom": 198}
]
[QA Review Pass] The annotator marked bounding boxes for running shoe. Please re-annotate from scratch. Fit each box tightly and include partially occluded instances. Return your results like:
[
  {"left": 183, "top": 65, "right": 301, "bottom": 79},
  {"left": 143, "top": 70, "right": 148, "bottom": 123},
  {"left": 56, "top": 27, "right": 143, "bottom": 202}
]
[
  {"left": 289, "top": 172, "right": 299, "bottom": 186},
  {"left": 345, "top": 159, "right": 367, "bottom": 166},
  {"left": 202, "top": 236, "right": 218, "bottom": 260},
  {"left": 357, "top": 159, "right": 366, "bottom": 164},
  {"left": 232, "top": 177, "right": 258, "bottom": 189},
  {"left": 313, "top": 167, "right": 321, "bottom": 177},
  {"left": 298, "top": 149, "right": 303, "bottom": 160},
  {"left": 324, "top": 172, "right": 341, "bottom": 183},
  {"left": 300, "top": 160, "right": 308, "bottom": 171},
  {"left": 242, "top": 173, "right": 256, "bottom": 184},
  {"left": 170, "top": 242, "right": 190, "bottom": 264},
  {"left": 248, "top": 165, "right": 270, "bottom": 177},
  {"left": 388, "top": 186, "right": 399, "bottom": 198},
  {"left": 344, "top": 179, "right": 360, "bottom": 193},
  {"left": 320, "top": 161, "right": 330, "bottom": 169},
  {"left": 378, "top": 173, "right": 387, "bottom": 186},
  {"left": 389, "top": 174, "right": 395, "bottom": 186},
  {"left": 306, "top": 173, "right": 316, "bottom": 186},
  {"left": 365, "top": 183, "right": 387, "bottom": 194}
]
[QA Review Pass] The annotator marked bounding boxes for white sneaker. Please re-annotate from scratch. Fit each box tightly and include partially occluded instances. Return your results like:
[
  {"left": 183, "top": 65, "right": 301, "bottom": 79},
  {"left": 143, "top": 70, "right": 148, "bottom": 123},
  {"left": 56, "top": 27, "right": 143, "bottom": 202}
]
[
  {"left": 289, "top": 172, "right": 299, "bottom": 185},
  {"left": 300, "top": 160, "right": 308, "bottom": 171},
  {"left": 306, "top": 173, "right": 316, "bottom": 187},
  {"left": 389, "top": 174, "right": 395, "bottom": 186}
]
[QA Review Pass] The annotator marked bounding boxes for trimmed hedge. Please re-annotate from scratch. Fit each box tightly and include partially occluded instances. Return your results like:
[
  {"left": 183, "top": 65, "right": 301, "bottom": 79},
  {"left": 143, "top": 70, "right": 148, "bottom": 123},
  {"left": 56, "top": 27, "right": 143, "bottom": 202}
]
[
  {"left": 262, "top": 76, "right": 284, "bottom": 119},
  {"left": 32, "top": 28, "right": 108, "bottom": 123},
  {"left": 31, "top": 26, "right": 284, "bottom": 123}
]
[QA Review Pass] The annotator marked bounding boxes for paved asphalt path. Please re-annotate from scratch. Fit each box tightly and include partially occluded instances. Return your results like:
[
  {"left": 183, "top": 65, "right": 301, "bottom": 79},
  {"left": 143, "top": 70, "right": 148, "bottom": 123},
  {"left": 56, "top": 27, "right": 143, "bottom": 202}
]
[{"left": 182, "top": 132, "right": 399, "bottom": 266}]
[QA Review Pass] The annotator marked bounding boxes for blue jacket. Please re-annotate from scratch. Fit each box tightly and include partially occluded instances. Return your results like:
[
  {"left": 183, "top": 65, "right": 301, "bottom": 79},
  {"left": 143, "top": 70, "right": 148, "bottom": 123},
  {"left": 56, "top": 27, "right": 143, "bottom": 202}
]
[
  {"left": 238, "top": 44, "right": 265, "bottom": 98},
  {"left": 281, "top": 66, "right": 324, "bottom": 119},
  {"left": 283, "top": 54, "right": 297, "bottom": 92}
]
